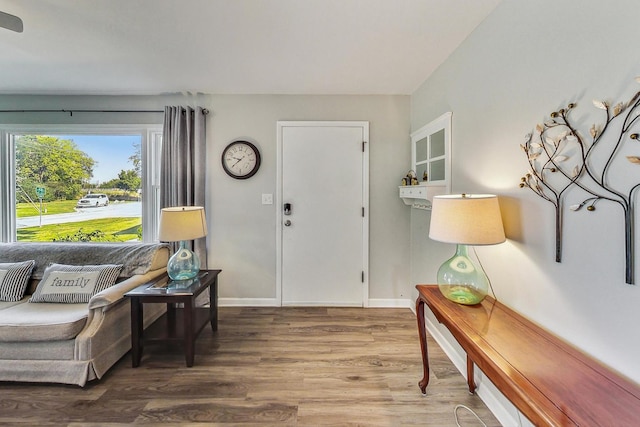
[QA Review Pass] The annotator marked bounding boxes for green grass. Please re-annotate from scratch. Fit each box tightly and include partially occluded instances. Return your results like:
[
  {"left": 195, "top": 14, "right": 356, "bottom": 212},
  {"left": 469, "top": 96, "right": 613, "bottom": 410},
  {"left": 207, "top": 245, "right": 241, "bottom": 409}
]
[
  {"left": 17, "top": 217, "right": 142, "bottom": 242},
  {"left": 16, "top": 200, "right": 79, "bottom": 217}
]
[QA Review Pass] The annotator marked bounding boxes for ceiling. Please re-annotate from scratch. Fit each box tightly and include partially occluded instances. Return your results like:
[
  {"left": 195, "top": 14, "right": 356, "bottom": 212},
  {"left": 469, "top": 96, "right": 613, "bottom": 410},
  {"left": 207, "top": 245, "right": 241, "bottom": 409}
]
[{"left": 0, "top": 0, "right": 501, "bottom": 96}]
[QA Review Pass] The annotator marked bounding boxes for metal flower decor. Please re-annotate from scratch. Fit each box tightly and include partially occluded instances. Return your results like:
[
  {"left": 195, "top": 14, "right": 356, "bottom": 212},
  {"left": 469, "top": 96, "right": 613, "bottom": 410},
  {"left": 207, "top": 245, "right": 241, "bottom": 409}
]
[{"left": 520, "top": 77, "right": 640, "bottom": 284}]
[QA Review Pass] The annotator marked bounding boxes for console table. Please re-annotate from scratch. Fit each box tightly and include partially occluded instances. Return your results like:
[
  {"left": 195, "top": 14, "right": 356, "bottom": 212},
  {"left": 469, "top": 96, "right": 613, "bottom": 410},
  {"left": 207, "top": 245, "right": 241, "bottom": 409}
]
[
  {"left": 416, "top": 284, "right": 640, "bottom": 426},
  {"left": 125, "top": 269, "right": 220, "bottom": 367}
]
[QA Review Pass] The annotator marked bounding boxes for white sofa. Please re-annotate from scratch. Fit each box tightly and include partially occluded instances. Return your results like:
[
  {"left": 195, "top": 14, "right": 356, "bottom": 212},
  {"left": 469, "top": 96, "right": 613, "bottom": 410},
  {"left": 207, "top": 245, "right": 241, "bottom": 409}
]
[{"left": 0, "top": 242, "right": 169, "bottom": 386}]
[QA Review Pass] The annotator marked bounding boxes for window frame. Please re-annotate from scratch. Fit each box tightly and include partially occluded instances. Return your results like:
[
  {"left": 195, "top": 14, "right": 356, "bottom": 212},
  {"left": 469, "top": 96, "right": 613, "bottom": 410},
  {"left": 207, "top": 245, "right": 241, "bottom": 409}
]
[{"left": 0, "top": 124, "right": 163, "bottom": 243}]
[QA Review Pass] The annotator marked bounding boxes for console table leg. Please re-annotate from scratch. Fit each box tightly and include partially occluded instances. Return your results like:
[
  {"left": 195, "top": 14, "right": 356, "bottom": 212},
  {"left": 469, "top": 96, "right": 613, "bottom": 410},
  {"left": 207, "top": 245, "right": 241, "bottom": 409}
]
[
  {"left": 467, "top": 355, "right": 477, "bottom": 394},
  {"left": 416, "top": 297, "right": 430, "bottom": 394}
]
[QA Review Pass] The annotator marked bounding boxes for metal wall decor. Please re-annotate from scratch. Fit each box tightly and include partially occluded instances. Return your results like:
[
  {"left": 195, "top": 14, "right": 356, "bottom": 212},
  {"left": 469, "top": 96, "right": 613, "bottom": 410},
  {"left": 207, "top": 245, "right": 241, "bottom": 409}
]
[{"left": 520, "top": 77, "right": 640, "bottom": 284}]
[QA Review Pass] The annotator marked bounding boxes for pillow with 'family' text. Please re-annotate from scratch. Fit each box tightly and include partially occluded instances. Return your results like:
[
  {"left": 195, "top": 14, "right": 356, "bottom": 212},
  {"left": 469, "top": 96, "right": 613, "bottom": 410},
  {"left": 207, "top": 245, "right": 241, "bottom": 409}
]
[
  {"left": 0, "top": 260, "right": 36, "bottom": 302},
  {"left": 29, "top": 263, "right": 122, "bottom": 304}
]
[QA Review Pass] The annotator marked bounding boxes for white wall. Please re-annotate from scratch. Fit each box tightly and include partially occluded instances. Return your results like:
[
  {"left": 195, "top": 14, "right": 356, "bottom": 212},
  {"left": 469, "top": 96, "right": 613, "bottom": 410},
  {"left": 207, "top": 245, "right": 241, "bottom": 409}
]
[
  {"left": 411, "top": 0, "right": 640, "bottom": 423},
  {"left": 208, "top": 95, "right": 411, "bottom": 305},
  {"left": 0, "top": 93, "right": 412, "bottom": 305}
]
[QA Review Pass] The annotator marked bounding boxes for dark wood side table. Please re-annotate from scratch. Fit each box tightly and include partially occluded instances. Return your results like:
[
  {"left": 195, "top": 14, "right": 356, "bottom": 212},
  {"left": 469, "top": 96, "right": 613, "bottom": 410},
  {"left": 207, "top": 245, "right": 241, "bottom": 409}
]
[{"left": 125, "top": 269, "right": 220, "bottom": 367}]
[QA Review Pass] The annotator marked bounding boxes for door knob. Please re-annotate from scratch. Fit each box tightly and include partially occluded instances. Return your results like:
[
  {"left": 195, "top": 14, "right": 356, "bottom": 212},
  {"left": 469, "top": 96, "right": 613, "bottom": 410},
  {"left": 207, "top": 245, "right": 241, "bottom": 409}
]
[{"left": 284, "top": 220, "right": 292, "bottom": 226}]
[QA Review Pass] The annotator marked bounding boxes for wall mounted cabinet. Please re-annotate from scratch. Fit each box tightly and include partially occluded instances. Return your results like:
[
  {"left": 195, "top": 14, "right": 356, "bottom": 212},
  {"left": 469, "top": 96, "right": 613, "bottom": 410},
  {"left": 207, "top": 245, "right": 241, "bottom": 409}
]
[{"left": 400, "top": 112, "right": 452, "bottom": 209}]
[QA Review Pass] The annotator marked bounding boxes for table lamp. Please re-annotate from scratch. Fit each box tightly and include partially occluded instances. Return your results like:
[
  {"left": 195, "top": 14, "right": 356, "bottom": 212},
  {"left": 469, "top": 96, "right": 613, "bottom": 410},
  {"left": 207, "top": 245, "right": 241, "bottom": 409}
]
[
  {"left": 429, "top": 194, "right": 505, "bottom": 305},
  {"left": 158, "top": 206, "right": 207, "bottom": 280}
]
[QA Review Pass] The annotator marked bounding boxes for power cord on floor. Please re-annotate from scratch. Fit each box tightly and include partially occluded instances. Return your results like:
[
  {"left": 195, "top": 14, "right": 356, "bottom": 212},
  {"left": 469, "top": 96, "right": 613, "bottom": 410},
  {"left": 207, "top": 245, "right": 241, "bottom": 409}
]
[{"left": 454, "top": 404, "right": 488, "bottom": 427}]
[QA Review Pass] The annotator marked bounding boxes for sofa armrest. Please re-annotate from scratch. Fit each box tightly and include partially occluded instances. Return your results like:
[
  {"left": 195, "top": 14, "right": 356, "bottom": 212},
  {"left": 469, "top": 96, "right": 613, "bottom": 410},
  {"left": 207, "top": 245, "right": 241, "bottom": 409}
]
[{"left": 88, "top": 268, "right": 166, "bottom": 310}]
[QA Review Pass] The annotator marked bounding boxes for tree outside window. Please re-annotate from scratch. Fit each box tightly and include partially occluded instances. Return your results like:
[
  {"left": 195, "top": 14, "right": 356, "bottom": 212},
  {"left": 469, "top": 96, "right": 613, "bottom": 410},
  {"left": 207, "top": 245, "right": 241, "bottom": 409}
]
[{"left": 15, "top": 134, "right": 143, "bottom": 242}]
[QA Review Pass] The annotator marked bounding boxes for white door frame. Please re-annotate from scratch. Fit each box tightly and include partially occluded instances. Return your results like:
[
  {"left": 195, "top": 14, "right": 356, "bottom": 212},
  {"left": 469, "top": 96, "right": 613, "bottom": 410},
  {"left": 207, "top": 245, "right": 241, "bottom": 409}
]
[{"left": 276, "top": 121, "right": 369, "bottom": 306}]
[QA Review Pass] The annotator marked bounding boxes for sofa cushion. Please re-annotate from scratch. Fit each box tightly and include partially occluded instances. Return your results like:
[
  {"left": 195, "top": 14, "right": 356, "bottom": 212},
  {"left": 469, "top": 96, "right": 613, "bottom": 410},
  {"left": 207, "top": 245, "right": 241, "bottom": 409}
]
[
  {"left": 0, "top": 299, "right": 26, "bottom": 311},
  {"left": 0, "top": 299, "right": 88, "bottom": 342},
  {"left": 29, "top": 263, "right": 122, "bottom": 303},
  {"left": 0, "top": 260, "right": 35, "bottom": 302}
]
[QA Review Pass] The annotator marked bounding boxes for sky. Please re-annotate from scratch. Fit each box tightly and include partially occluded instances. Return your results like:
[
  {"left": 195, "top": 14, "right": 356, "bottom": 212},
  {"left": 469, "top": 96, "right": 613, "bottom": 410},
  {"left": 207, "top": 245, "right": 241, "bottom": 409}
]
[{"left": 59, "top": 134, "right": 141, "bottom": 184}]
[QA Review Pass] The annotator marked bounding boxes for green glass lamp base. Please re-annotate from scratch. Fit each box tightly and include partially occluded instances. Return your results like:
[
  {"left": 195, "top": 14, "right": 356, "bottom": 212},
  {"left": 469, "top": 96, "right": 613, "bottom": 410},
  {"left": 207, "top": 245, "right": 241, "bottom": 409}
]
[
  {"left": 437, "top": 244, "right": 488, "bottom": 306},
  {"left": 167, "top": 240, "right": 200, "bottom": 281}
]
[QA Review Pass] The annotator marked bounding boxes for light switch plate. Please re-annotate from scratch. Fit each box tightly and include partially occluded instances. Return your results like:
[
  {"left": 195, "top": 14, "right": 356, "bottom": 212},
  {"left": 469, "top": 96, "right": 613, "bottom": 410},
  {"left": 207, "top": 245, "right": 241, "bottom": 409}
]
[{"left": 262, "top": 193, "right": 273, "bottom": 205}]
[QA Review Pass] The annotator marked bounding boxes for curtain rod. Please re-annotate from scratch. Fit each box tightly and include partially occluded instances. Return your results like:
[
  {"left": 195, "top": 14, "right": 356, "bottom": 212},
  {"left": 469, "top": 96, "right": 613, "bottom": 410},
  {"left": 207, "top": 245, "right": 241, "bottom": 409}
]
[{"left": 0, "top": 108, "right": 209, "bottom": 116}]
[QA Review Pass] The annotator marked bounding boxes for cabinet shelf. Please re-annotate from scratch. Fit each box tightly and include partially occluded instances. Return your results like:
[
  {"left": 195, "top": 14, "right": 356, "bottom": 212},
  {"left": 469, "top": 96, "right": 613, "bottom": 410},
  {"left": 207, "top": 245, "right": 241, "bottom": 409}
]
[{"left": 399, "top": 184, "right": 446, "bottom": 210}]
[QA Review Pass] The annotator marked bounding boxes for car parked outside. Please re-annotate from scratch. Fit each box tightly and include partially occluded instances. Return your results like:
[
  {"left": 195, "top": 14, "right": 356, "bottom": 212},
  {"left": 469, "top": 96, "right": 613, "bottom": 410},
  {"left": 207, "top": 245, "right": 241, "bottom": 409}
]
[{"left": 76, "top": 193, "right": 109, "bottom": 208}]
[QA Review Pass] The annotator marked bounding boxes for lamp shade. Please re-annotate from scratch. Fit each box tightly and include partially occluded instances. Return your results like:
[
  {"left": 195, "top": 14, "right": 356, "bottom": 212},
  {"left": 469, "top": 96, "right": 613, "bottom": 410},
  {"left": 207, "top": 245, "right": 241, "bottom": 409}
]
[
  {"left": 429, "top": 194, "right": 505, "bottom": 245},
  {"left": 158, "top": 206, "right": 207, "bottom": 242}
]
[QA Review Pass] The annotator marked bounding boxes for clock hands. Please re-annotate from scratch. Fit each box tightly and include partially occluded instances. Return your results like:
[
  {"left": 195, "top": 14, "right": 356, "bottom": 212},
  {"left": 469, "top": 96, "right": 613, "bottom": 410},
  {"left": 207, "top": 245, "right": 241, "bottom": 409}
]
[
  {"left": 231, "top": 152, "right": 256, "bottom": 169},
  {"left": 232, "top": 155, "right": 244, "bottom": 167}
]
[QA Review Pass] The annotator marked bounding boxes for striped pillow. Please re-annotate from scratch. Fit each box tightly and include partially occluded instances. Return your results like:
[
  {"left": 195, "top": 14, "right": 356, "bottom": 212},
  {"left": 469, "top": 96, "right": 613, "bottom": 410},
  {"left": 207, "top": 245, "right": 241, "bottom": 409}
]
[
  {"left": 0, "top": 260, "right": 36, "bottom": 302},
  {"left": 29, "top": 263, "right": 123, "bottom": 304}
]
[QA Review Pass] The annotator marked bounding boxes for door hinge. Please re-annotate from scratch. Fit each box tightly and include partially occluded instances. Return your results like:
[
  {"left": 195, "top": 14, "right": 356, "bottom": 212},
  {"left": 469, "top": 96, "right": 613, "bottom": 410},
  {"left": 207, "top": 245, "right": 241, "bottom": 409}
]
[
  {"left": 362, "top": 207, "right": 365, "bottom": 217},
  {"left": 362, "top": 271, "right": 365, "bottom": 283},
  {"left": 362, "top": 141, "right": 367, "bottom": 152}
]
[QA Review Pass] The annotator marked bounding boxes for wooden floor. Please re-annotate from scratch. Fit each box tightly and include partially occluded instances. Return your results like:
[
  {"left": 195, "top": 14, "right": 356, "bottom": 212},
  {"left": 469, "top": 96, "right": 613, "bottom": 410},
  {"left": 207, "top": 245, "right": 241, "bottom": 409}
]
[{"left": 0, "top": 307, "right": 500, "bottom": 426}]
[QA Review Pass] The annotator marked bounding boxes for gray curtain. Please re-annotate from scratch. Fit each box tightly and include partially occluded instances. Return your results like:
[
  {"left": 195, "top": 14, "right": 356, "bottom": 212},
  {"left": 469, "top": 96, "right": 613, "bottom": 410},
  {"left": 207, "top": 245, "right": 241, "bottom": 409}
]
[{"left": 160, "top": 106, "right": 208, "bottom": 268}]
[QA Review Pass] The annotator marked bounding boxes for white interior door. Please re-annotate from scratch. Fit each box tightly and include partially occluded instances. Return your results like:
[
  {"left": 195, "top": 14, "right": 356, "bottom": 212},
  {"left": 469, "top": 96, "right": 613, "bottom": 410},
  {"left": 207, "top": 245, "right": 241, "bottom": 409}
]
[{"left": 277, "top": 121, "right": 368, "bottom": 306}]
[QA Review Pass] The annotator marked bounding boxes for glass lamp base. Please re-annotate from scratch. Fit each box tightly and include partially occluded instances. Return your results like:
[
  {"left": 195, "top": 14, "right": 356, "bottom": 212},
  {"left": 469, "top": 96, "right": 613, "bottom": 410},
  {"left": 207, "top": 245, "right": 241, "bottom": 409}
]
[
  {"left": 437, "top": 244, "right": 488, "bottom": 305},
  {"left": 167, "top": 241, "right": 200, "bottom": 281}
]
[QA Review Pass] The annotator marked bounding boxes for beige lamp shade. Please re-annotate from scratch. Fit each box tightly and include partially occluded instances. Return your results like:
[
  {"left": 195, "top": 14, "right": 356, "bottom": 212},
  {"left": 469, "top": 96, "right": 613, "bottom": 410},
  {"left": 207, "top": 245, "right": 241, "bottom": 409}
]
[
  {"left": 429, "top": 194, "right": 505, "bottom": 245},
  {"left": 158, "top": 206, "right": 207, "bottom": 242}
]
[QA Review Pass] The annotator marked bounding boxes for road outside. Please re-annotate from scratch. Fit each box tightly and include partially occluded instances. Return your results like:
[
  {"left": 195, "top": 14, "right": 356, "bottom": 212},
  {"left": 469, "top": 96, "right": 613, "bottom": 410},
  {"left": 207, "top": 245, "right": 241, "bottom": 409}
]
[{"left": 17, "top": 201, "right": 142, "bottom": 228}]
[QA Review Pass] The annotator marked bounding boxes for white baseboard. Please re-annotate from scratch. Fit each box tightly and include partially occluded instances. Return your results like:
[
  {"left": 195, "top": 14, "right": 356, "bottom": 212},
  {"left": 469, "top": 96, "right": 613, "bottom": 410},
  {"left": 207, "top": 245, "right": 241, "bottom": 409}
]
[
  {"left": 367, "top": 298, "right": 412, "bottom": 308},
  {"left": 218, "top": 298, "right": 279, "bottom": 307},
  {"left": 219, "top": 298, "right": 414, "bottom": 309}
]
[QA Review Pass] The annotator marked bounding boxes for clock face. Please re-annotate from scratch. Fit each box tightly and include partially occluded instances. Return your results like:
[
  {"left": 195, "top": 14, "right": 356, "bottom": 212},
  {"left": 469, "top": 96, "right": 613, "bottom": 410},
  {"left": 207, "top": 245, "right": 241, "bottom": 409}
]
[{"left": 221, "top": 141, "right": 261, "bottom": 179}]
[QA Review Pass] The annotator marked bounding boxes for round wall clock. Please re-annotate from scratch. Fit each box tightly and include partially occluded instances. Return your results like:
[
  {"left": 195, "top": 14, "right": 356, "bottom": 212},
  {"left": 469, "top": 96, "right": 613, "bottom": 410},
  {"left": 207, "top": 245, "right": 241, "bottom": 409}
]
[{"left": 221, "top": 140, "right": 261, "bottom": 179}]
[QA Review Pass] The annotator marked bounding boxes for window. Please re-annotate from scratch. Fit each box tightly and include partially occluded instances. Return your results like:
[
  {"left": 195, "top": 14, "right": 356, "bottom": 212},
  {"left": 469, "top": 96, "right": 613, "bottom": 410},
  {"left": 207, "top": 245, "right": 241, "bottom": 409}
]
[{"left": 0, "top": 125, "right": 162, "bottom": 243}]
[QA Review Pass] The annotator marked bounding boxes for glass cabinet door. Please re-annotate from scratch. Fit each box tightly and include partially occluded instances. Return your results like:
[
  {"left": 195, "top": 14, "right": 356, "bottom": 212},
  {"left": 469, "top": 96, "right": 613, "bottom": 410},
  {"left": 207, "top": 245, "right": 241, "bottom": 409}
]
[{"left": 411, "top": 112, "right": 451, "bottom": 188}]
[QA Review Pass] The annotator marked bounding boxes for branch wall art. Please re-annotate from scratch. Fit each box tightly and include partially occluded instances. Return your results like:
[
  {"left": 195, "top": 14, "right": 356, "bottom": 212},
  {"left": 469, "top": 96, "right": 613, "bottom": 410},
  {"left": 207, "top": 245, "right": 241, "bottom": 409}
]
[{"left": 520, "top": 77, "right": 640, "bottom": 284}]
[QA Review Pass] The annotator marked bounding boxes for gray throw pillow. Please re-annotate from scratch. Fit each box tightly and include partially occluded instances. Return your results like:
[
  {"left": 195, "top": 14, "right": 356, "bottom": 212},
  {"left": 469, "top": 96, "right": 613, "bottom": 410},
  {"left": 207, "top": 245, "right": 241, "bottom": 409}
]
[
  {"left": 29, "top": 263, "right": 123, "bottom": 304},
  {"left": 0, "top": 260, "right": 36, "bottom": 302}
]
